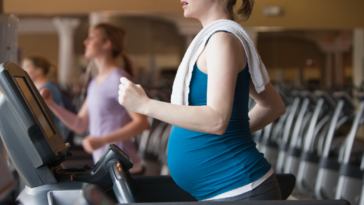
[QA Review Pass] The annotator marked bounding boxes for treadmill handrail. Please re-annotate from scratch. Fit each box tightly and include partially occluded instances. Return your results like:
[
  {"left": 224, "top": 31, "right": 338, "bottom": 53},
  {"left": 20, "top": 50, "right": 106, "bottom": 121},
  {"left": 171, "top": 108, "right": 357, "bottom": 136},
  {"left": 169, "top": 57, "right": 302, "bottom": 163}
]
[
  {"left": 316, "top": 122, "right": 330, "bottom": 156},
  {"left": 110, "top": 163, "right": 135, "bottom": 203},
  {"left": 322, "top": 100, "right": 345, "bottom": 158},
  {"left": 314, "top": 91, "right": 336, "bottom": 109},
  {"left": 302, "top": 98, "right": 324, "bottom": 152},
  {"left": 306, "top": 115, "right": 330, "bottom": 152},
  {"left": 262, "top": 123, "right": 273, "bottom": 141},
  {"left": 271, "top": 105, "right": 291, "bottom": 142},
  {"left": 290, "top": 98, "right": 310, "bottom": 147},
  {"left": 282, "top": 97, "right": 300, "bottom": 145},
  {"left": 333, "top": 92, "right": 355, "bottom": 110},
  {"left": 342, "top": 102, "right": 364, "bottom": 164}
]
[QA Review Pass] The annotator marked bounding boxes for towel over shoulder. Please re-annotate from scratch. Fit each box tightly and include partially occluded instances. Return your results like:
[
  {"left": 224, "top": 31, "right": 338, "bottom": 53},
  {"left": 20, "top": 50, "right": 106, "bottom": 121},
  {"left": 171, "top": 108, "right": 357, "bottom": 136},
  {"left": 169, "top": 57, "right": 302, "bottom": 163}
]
[{"left": 170, "top": 19, "right": 270, "bottom": 106}]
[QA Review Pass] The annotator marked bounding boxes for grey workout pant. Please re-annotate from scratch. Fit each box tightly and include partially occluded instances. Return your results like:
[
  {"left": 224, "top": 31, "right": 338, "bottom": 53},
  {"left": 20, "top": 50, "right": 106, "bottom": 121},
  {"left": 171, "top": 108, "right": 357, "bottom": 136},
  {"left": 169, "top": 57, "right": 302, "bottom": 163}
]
[{"left": 206, "top": 174, "right": 282, "bottom": 202}]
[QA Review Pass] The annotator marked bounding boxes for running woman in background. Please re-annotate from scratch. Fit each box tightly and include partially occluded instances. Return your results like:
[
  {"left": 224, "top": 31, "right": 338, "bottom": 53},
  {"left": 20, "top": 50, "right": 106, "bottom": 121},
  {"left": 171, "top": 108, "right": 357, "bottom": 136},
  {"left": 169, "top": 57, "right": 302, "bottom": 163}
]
[{"left": 41, "top": 23, "right": 149, "bottom": 174}]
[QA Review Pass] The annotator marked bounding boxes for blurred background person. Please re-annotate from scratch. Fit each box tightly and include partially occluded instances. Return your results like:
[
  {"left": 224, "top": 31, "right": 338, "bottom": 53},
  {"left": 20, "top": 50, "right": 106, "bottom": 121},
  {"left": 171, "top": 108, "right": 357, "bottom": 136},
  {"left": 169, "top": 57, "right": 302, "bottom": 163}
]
[{"left": 40, "top": 23, "right": 149, "bottom": 174}]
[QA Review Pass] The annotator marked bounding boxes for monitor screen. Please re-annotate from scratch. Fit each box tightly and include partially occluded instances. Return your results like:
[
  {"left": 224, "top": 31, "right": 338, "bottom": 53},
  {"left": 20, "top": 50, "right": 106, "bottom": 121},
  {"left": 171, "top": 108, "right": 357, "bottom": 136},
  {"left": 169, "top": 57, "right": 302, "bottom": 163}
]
[{"left": 15, "top": 77, "right": 55, "bottom": 139}]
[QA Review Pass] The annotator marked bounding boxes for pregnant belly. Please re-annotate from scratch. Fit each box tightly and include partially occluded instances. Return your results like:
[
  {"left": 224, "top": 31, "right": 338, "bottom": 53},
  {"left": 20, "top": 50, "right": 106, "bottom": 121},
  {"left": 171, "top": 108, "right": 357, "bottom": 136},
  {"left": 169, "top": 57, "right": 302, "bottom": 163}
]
[{"left": 167, "top": 126, "right": 264, "bottom": 199}]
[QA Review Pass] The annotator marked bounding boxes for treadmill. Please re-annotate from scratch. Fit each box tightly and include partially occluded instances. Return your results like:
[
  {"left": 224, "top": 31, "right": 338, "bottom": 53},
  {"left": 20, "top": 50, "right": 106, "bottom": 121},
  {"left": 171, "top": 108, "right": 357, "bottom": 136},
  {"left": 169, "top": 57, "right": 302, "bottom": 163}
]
[
  {"left": 284, "top": 91, "right": 316, "bottom": 175},
  {"left": 295, "top": 90, "right": 336, "bottom": 196},
  {"left": 0, "top": 62, "right": 148, "bottom": 205},
  {"left": 259, "top": 92, "right": 291, "bottom": 169},
  {"left": 0, "top": 62, "right": 349, "bottom": 205},
  {"left": 276, "top": 91, "right": 301, "bottom": 173},
  {"left": 335, "top": 92, "right": 364, "bottom": 205},
  {"left": 314, "top": 91, "right": 355, "bottom": 200}
]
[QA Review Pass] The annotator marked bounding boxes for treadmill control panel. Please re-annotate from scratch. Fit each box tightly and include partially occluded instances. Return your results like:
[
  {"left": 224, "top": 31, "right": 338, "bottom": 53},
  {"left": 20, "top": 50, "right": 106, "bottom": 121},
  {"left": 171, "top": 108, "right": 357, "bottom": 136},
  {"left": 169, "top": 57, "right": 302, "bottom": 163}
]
[{"left": 15, "top": 77, "right": 55, "bottom": 138}]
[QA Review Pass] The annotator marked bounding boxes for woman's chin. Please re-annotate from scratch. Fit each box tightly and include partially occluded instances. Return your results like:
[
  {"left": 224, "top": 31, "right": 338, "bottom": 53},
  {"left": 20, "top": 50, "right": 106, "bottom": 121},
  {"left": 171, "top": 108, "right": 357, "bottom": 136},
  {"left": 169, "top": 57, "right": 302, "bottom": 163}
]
[
  {"left": 84, "top": 53, "right": 93, "bottom": 60},
  {"left": 183, "top": 11, "right": 193, "bottom": 18}
]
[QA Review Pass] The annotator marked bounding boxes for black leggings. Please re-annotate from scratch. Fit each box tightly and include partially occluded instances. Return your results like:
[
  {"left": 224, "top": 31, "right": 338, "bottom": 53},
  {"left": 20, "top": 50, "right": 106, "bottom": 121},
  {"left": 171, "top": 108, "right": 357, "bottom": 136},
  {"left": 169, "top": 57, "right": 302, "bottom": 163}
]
[{"left": 207, "top": 174, "right": 282, "bottom": 202}]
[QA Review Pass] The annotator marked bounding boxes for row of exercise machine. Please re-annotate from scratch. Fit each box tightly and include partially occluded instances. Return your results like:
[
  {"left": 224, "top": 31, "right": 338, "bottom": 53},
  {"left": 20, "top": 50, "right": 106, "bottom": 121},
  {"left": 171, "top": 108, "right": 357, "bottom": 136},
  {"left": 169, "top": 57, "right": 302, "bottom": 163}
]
[
  {"left": 0, "top": 62, "right": 350, "bottom": 204},
  {"left": 253, "top": 85, "right": 364, "bottom": 205}
]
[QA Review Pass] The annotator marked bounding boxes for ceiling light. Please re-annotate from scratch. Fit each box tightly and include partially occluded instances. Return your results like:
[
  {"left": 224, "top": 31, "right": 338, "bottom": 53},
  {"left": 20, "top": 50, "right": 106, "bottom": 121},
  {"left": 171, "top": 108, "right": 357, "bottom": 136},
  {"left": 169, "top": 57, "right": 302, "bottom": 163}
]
[{"left": 263, "top": 6, "right": 283, "bottom": 17}]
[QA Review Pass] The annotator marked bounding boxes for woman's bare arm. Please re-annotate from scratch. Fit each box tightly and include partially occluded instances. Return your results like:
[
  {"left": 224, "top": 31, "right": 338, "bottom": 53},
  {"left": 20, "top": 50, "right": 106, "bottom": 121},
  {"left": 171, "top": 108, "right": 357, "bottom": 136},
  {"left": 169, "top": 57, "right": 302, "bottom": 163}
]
[
  {"left": 81, "top": 110, "right": 149, "bottom": 153},
  {"left": 118, "top": 32, "right": 243, "bottom": 135},
  {"left": 102, "top": 111, "right": 150, "bottom": 143},
  {"left": 40, "top": 88, "right": 89, "bottom": 134},
  {"left": 249, "top": 82, "right": 286, "bottom": 133}
]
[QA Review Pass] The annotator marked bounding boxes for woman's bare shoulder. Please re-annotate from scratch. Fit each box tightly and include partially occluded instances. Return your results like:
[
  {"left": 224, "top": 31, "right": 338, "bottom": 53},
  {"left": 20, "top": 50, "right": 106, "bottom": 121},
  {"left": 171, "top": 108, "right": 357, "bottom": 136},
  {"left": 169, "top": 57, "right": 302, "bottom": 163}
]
[{"left": 206, "top": 32, "right": 244, "bottom": 56}]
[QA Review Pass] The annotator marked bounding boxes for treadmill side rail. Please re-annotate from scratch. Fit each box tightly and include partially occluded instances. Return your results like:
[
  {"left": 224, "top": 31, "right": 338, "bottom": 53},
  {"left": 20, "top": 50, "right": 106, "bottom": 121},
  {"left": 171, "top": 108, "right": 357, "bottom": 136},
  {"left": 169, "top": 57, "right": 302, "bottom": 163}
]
[{"left": 110, "top": 163, "right": 135, "bottom": 203}]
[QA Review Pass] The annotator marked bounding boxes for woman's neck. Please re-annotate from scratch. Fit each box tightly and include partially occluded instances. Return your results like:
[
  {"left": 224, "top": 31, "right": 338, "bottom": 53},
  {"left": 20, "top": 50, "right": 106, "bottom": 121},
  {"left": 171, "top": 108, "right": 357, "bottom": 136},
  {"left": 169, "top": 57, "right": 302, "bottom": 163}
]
[
  {"left": 198, "top": 5, "right": 231, "bottom": 27},
  {"left": 34, "top": 76, "right": 49, "bottom": 89},
  {"left": 93, "top": 55, "right": 118, "bottom": 76}
]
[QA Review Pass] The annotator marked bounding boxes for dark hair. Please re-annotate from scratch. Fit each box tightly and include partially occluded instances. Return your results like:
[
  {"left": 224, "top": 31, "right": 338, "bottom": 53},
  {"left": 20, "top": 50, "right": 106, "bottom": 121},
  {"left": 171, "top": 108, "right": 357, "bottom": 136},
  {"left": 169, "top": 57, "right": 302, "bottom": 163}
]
[
  {"left": 93, "top": 23, "right": 134, "bottom": 77},
  {"left": 25, "top": 56, "right": 54, "bottom": 76},
  {"left": 224, "top": 0, "right": 255, "bottom": 22}
]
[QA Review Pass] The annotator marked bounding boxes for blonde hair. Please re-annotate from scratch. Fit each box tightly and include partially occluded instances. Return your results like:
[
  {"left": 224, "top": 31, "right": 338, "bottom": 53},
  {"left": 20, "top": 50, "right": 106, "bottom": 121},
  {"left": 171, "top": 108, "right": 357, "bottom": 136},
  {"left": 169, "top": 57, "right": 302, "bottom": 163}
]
[
  {"left": 93, "top": 23, "right": 134, "bottom": 77},
  {"left": 224, "top": 0, "right": 255, "bottom": 22}
]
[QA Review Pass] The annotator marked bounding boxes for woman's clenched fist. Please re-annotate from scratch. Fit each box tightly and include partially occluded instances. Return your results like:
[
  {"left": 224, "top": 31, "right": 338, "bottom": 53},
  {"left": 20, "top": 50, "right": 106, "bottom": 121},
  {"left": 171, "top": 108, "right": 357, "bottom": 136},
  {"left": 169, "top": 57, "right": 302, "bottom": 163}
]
[{"left": 118, "top": 77, "right": 149, "bottom": 114}]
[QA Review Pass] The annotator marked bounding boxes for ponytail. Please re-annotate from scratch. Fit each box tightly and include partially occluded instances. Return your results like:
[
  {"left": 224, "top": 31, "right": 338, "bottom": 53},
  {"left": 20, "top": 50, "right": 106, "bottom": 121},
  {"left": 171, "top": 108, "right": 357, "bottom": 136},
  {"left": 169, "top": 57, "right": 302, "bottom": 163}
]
[
  {"left": 224, "top": 0, "right": 255, "bottom": 22},
  {"left": 237, "top": 0, "right": 255, "bottom": 22},
  {"left": 94, "top": 23, "right": 135, "bottom": 78},
  {"left": 121, "top": 51, "right": 134, "bottom": 78}
]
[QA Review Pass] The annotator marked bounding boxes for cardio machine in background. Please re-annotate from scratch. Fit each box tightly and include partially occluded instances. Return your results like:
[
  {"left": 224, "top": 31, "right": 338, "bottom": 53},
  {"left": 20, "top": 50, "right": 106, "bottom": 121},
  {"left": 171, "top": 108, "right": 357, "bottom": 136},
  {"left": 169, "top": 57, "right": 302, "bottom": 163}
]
[
  {"left": 295, "top": 90, "right": 336, "bottom": 196},
  {"left": 0, "top": 62, "right": 349, "bottom": 205},
  {"left": 315, "top": 91, "right": 355, "bottom": 200},
  {"left": 283, "top": 91, "right": 317, "bottom": 176},
  {"left": 275, "top": 90, "right": 302, "bottom": 174},
  {"left": 259, "top": 92, "right": 291, "bottom": 169},
  {"left": 335, "top": 93, "right": 364, "bottom": 205}
]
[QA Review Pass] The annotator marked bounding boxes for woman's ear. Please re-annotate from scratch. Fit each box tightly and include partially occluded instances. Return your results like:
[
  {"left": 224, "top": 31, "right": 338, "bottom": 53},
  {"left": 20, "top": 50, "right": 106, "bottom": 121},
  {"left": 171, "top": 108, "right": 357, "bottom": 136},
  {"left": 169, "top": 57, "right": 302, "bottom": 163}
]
[
  {"left": 103, "top": 40, "right": 112, "bottom": 51},
  {"left": 35, "top": 69, "right": 41, "bottom": 76}
]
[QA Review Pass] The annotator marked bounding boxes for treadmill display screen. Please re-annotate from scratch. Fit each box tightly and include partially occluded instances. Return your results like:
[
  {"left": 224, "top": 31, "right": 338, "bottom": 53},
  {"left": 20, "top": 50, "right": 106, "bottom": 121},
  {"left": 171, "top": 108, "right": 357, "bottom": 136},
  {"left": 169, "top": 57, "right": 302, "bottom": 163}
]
[{"left": 15, "top": 77, "right": 55, "bottom": 138}]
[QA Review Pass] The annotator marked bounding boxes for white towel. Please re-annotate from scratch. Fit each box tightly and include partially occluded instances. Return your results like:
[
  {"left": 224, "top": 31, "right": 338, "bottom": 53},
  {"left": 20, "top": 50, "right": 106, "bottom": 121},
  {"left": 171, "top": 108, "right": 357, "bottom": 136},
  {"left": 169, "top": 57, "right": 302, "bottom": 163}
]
[{"left": 171, "top": 19, "right": 270, "bottom": 106}]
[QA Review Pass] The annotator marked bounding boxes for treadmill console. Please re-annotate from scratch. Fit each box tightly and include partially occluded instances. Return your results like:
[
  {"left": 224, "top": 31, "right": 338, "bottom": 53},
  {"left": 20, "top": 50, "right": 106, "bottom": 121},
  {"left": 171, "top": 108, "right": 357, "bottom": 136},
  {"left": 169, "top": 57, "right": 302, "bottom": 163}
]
[
  {"left": 314, "top": 90, "right": 336, "bottom": 109},
  {"left": 333, "top": 91, "right": 355, "bottom": 111},
  {"left": 0, "top": 62, "right": 68, "bottom": 187}
]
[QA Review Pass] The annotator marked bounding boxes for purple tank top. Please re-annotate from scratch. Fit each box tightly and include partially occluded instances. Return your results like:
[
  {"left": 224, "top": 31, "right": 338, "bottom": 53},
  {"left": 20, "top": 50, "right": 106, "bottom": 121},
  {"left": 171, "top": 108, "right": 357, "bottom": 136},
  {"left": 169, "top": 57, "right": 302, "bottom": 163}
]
[{"left": 87, "top": 68, "right": 141, "bottom": 165}]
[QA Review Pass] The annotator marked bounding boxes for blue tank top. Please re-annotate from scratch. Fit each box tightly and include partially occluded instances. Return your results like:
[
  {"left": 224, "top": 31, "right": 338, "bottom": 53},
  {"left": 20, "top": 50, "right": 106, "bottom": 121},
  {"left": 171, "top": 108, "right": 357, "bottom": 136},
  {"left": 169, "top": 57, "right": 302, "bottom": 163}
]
[{"left": 167, "top": 32, "right": 271, "bottom": 200}]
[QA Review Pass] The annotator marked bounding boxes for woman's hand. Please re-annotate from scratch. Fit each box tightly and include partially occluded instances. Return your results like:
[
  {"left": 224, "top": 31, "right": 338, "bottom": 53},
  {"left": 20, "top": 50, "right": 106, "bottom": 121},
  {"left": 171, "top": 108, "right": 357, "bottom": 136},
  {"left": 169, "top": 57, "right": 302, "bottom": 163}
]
[
  {"left": 118, "top": 77, "right": 150, "bottom": 114},
  {"left": 39, "top": 87, "right": 54, "bottom": 106},
  {"left": 82, "top": 135, "right": 106, "bottom": 153}
]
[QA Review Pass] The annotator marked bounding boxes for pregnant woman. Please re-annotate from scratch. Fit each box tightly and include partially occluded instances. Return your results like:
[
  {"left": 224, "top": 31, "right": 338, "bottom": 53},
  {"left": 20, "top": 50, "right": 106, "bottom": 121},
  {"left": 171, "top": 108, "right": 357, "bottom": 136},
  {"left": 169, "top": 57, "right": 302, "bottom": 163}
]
[{"left": 118, "top": 0, "right": 286, "bottom": 201}]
